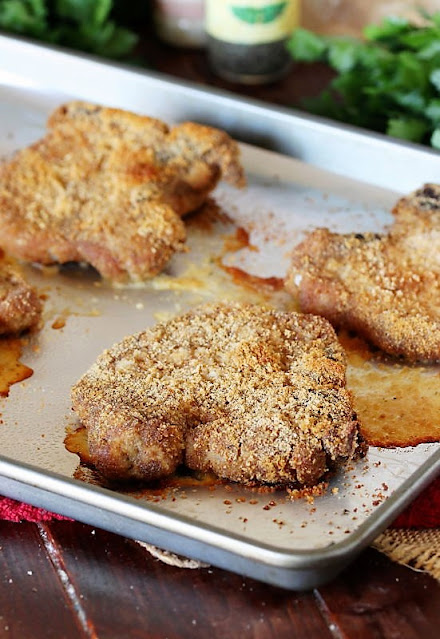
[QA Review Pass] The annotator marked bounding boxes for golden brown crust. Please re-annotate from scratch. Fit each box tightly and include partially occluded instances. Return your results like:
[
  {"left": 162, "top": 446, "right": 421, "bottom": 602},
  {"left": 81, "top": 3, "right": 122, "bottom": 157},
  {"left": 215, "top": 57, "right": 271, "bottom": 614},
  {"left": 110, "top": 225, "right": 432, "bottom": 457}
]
[
  {"left": 71, "top": 302, "right": 364, "bottom": 487},
  {"left": 286, "top": 192, "right": 440, "bottom": 362},
  {"left": 0, "top": 258, "right": 41, "bottom": 335},
  {"left": 392, "top": 183, "right": 440, "bottom": 226},
  {"left": 391, "top": 183, "right": 440, "bottom": 275},
  {"left": 0, "top": 101, "right": 245, "bottom": 282}
]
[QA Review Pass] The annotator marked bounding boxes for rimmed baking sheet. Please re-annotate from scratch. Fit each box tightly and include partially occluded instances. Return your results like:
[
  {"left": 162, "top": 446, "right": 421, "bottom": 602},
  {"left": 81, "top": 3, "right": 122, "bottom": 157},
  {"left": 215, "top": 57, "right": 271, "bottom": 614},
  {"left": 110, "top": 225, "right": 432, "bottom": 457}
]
[{"left": 0, "top": 35, "right": 439, "bottom": 590}]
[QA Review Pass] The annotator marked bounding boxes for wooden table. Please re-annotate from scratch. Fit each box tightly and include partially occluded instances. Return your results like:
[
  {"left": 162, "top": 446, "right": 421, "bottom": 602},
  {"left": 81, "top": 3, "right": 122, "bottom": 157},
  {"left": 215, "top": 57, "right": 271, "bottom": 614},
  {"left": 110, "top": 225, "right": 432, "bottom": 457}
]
[
  {"left": 1, "top": 519, "right": 440, "bottom": 638},
  {"left": 1, "top": 33, "right": 440, "bottom": 639}
]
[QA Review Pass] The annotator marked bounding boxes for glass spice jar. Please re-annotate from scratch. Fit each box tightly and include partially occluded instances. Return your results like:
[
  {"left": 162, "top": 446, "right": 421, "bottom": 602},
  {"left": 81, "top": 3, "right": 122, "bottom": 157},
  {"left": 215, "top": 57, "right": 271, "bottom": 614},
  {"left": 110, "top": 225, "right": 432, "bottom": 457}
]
[
  {"left": 153, "top": 0, "right": 206, "bottom": 48},
  {"left": 205, "top": 0, "right": 300, "bottom": 84}
]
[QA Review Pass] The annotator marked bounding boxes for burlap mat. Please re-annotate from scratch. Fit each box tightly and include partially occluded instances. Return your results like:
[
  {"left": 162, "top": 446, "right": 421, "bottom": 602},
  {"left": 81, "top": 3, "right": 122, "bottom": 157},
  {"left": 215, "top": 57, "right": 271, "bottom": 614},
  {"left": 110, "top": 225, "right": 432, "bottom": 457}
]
[
  {"left": 136, "top": 541, "right": 209, "bottom": 569},
  {"left": 372, "top": 528, "right": 440, "bottom": 581}
]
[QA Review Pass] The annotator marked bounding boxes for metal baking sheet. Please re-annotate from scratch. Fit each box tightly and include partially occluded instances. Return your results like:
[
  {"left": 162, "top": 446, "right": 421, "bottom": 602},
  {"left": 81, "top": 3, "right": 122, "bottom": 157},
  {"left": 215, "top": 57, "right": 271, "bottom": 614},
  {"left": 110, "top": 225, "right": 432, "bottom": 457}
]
[{"left": 0, "top": 34, "right": 439, "bottom": 590}]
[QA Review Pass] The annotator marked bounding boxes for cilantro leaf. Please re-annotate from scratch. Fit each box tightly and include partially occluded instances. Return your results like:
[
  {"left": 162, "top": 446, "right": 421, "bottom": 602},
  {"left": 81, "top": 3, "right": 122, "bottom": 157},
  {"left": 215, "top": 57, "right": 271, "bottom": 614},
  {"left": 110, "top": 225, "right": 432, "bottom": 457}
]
[
  {"left": 0, "top": 0, "right": 47, "bottom": 37},
  {"left": 327, "top": 38, "right": 360, "bottom": 73},
  {"left": 286, "top": 28, "right": 327, "bottom": 62},
  {"left": 387, "top": 117, "right": 429, "bottom": 142},
  {"left": 430, "top": 68, "right": 440, "bottom": 91},
  {"left": 431, "top": 127, "right": 440, "bottom": 148},
  {"left": 55, "top": 0, "right": 112, "bottom": 27},
  {"left": 363, "top": 16, "right": 410, "bottom": 42},
  {"left": 0, "top": 0, "right": 138, "bottom": 60},
  {"left": 426, "top": 99, "right": 440, "bottom": 123}
]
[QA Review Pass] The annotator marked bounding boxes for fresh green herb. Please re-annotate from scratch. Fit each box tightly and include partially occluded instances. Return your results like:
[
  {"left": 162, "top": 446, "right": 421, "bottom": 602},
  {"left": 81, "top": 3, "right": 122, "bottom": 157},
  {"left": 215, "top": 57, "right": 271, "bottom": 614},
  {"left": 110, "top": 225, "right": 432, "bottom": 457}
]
[
  {"left": 287, "top": 13, "right": 440, "bottom": 149},
  {"left": 0, "top": 0, "right": 139, "bottom": 60}
]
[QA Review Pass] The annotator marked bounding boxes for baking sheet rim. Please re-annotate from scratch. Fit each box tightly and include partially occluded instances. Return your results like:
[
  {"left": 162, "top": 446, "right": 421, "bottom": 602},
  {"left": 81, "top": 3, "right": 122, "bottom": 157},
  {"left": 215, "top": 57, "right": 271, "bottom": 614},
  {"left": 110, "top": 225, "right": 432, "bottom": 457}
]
[
  {"left": 0, "top": 449, "right": 439, "bottom": 569},
  {"left": 0, "top": 33, "right": 440, "bottom": 588}
]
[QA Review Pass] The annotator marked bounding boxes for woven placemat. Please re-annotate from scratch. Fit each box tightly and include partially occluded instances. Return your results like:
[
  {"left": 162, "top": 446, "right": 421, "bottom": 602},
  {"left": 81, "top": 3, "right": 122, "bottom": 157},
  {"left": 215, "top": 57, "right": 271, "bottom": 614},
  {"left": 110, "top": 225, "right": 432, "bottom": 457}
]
[
  {"left": 372, "top": 528, "right": 440, "bottom": 581},
  {"left": 136, "top": 541, "right": 209, "bottom": 569}
]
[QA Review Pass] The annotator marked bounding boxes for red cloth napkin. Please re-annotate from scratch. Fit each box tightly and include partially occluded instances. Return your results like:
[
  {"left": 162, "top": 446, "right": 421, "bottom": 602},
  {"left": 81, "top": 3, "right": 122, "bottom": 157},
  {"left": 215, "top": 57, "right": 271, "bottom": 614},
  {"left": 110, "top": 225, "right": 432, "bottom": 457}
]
[
  {"left": 390, "top": 476, "right": 440, "bottom": 529},
  {"left": 0, "top": 497, "right": 71, "bottom": 522},
  {"left": 0, "top": 476, "right": 439, "bottom": 526}
]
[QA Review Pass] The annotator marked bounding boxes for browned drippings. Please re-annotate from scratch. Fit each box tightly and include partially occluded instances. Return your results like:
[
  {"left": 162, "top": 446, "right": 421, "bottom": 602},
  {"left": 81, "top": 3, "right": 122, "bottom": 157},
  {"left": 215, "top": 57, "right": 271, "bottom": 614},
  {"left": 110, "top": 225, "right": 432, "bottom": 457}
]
[
  {"left": 222, "top": 226, "right": 258, "bottom": 254},
  {"left": 339, "top": 331, "right": 440, "bottom": 447},
  {"left": 219, "top": 228, "right": 283, "bottom": 293},
  {"left": 154, "top": 470, "right": 222, "bottom": 490},
  {"left": 220, "top": 263, "right": 284, "bottom": 295},
  {"left": 0, "top": 337, "right": 33, "bottom": 397},
  {"left": 65, "top": 426, "right": 222, "bottom": 493}
]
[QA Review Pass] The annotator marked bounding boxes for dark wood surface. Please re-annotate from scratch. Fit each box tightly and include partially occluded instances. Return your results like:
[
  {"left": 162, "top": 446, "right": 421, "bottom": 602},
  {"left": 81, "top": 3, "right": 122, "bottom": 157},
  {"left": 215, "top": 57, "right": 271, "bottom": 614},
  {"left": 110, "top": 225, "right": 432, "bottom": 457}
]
[
  {"left": 1, "top": 31, "right": 440, "bottom": 639},
  {"left": 1, "top": 520, "right": 440, "bottom": 639}
]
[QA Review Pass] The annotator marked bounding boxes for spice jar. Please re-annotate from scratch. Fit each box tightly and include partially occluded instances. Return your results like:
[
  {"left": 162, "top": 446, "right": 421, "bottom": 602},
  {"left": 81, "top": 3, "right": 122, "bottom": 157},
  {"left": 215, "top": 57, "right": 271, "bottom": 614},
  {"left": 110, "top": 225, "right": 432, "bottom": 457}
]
[
  {"left": 153, "top": 0, "right": 206, "bottom": 48},
  {"left": 205, "top": 0, "right": 300, "bottom": 84}
]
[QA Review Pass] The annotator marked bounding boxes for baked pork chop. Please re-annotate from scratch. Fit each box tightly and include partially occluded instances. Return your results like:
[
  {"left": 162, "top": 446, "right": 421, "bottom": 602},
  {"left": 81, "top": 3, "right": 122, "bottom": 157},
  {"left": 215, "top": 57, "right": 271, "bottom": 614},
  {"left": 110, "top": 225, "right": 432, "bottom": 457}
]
[
  {"left": 0, "top": 257, "right": 41, "bottom": 335},
  {"left": 0, "top": 101, "right": 245, "bottom": 282},
  {"left": 391, "top": 183, "right": 440, "bottom": 274},
  {"left": 71, "top": 303, "right": 365, "bottom": 487},
  {"left": 286, "top": 185, "right": 440, "bottom": 362}
]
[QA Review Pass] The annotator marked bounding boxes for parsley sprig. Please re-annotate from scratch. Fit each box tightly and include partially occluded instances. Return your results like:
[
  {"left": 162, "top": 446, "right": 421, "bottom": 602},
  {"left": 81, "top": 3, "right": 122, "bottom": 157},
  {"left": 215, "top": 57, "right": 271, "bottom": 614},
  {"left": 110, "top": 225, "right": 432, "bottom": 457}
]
[
  {"left": 287, "top": 13, "right": 440, "bottom": 149},
  {"left": 0, "top": 0, "right": 139, "bottom": 59}
]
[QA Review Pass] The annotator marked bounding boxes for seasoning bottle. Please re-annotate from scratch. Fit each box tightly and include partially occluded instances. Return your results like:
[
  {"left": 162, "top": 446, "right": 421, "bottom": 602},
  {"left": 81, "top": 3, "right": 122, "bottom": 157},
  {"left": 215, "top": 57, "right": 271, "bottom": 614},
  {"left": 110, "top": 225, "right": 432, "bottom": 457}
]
[
  {"left": 205, "top": 0, "right": 300, "bottom": 84},
  {"left": 153, "top": 0, "right": 206, "bottom": 48}
]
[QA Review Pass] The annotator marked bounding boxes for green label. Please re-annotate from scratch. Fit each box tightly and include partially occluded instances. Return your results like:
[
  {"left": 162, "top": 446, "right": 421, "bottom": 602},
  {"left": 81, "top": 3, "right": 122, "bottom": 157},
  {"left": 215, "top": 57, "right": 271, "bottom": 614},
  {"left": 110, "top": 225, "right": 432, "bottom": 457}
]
[
  {"left": 206, "top": 0, "right": 299, "bottom": 45},
  {"left": 231, "top": 2, "right": 288, "bottom": 24}
]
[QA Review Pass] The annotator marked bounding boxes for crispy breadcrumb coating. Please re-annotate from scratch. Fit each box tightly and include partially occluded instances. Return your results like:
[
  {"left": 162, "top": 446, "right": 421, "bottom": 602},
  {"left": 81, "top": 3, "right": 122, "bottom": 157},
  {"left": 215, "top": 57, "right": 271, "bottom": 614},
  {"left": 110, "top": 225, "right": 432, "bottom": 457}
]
[{"left": 0, "top": 257, "right": 41, "bottom": 334}]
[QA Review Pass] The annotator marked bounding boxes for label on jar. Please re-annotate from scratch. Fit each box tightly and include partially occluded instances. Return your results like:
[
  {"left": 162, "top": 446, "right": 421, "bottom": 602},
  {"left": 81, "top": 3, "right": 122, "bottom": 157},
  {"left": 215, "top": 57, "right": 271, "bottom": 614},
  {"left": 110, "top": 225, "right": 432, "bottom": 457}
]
[{"left": 205, "top": 0, "right": 299, "bottom": 44}]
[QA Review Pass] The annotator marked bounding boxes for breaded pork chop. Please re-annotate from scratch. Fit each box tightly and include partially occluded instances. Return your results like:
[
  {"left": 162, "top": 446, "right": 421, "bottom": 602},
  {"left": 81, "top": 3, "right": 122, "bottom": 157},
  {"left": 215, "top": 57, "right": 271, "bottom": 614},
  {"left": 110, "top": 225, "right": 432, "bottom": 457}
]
[
  {"left": 71, "top": 303, "right": 364, "bottom": 487},
  {"left": 0, "top": 257, "right": 41, "bottom": 335},
  {"left": 286, "top": 222, "right": 440, "bottom": 362},
  {"left": 391, "top": 183, "right": 440, "bottom": 274},
  {"left": 0, "top": 101, "right": 245, "bottom": 282}
]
